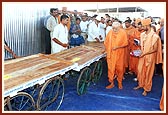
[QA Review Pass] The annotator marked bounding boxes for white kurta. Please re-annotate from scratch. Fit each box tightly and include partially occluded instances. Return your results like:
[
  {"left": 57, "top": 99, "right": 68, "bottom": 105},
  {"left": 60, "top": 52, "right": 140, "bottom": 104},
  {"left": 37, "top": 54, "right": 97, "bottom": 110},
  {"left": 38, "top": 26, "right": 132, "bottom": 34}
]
[
  {"left": 80, "top": 20, "right": 89, "bottom": 33},
  {"left": 98, "top": 22, "right": 106, "bottom": 42},
  {"left": 46, "top": 16, "right": 59, "bottom": 38},
  {"left": 80, "top": 20, "right": 89, "bottom": 41},
  {"left": 87, "top": 21, "right": 101, "bottom": 42},
  {"left": 52, "top": 23, "right": 68, "bottom": 53},
  {"left": 106, "top": 26, "right": 112, "bottom": 36}
]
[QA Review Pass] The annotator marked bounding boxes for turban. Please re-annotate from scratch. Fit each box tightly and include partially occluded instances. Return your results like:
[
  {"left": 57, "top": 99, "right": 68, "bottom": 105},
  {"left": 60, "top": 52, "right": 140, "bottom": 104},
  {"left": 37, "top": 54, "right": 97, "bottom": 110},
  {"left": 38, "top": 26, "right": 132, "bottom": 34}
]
[
  {"left": 135, "top": 18, "right": 141, "bottom": 24},
  {"left": 141, "top": 18, "right": 151, "bottom": 26},
  {"left": 95, "top": 16, "right": 101, "bottom": 21}
]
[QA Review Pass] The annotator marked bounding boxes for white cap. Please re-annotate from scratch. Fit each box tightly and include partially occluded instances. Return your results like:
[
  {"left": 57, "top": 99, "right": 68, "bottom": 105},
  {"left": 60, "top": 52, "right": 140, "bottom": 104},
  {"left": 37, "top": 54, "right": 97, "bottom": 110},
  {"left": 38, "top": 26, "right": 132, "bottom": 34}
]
[{"left": 95, "top": 16, "right": 101, "bottom": 21}]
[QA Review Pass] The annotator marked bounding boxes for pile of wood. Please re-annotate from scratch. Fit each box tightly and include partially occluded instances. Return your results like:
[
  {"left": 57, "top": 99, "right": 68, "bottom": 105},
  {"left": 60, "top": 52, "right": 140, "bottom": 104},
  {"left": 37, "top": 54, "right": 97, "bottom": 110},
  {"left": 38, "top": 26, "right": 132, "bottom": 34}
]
[
  {"left": 4, "top": 54, "right": 73, "bottom": 92},
  {"left": 85, "top": 42, "right": 105, "bottom": 52},
  {"left": 4, "top": 45, "right": 106, "bottom": 96},
  {"left": 48, "top": 45, "right": 104, "bottom": 65}
]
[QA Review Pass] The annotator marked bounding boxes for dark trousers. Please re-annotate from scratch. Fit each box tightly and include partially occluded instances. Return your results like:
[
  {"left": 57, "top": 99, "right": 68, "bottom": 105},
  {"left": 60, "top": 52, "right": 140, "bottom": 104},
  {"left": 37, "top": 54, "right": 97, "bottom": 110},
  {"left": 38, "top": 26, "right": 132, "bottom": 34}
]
[{"left": 44, "top": 28, "right": 51, "bottom": 54}]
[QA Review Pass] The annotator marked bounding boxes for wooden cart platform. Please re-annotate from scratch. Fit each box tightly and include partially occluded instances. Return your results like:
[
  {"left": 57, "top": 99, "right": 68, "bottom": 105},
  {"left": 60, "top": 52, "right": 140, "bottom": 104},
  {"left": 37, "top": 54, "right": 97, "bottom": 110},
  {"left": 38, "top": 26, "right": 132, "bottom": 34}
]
[
  {"left": 4, "top": 45, "right": 106, "bottom": 111},
  {"left": 4, "top": 54, "right": 76, "bottom": 97},
  {"left": 85, "top": 42, "right": 105, "bottom": 52},
  {"left": 48, "top": 45, "right": 106, "bottom": 71}
]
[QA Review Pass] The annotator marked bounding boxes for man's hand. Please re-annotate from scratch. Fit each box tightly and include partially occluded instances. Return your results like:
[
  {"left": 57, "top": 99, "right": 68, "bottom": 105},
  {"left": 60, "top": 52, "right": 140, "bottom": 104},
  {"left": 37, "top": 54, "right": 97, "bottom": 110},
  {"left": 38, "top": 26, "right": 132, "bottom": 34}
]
[
  {"left": 13, "top": 54, "right": 21, "bottom": 59},
  {"left": 139, "top": 53, "right": 144, "bottom": 58},
  {"left": 76, "top": 29, "right": 81, "bottom": 33},
  {"left": 112, "top": 47, "right": 118, "bottom": 50},
  {"left": 99, "top": 35, "right": 103, "bottom": 40},
  {"left": 62, "top": 43, "right": 69, "bottom": 48},
  {"left": 95, "top": 37, "right": 100, "bottom": 42},
  {"left": 102, "top": 50, "right": 106, "bottom": 54}
]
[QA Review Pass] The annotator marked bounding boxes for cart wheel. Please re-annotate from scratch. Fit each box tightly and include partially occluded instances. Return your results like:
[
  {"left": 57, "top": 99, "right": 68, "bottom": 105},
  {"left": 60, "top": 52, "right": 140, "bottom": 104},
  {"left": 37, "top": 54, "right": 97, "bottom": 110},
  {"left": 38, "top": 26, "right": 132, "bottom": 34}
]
[
  {"left": 77, "top": 67, "right": 92, "bottom": 95},
  {"left": 4, "top": 92, "right": 35, "bottom": 111},
  {"left": 92, "top": 60, "right": 103, "bottom": 83},
  {"left": 4, "top": 97, "right": 9, "bottom": 111},
  {"left": 37, "top": 76, "right": 64, "bottom": 111}
]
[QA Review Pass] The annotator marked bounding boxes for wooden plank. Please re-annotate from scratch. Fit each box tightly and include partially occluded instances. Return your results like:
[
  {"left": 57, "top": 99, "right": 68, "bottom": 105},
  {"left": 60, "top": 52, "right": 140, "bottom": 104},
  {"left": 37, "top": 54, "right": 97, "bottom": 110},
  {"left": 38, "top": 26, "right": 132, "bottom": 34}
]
[
  {"left": 4, "top": 53, "right": 44, "bottom": 65},
  {"left": 85, "top": 42, "right": 105, "bottom": 52},
  {"left": 5, "top": 56, "right": 49, "bottom": 74},
  {"left": 49, "top": 45, "right": 103, "bottom": 65},
  {"left": 4, "top": 54, "right": 74, "bottom": 92},
  {"left": 4, "top": 61, "right": 72, "bottom": 91}
]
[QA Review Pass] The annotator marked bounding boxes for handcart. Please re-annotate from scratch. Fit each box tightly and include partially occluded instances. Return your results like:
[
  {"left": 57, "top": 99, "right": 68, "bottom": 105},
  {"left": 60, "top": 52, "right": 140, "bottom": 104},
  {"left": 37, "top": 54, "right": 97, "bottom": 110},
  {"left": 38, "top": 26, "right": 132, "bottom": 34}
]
[
  {"left": 47, "top": 45, "right": 106, "bottom": 95},
  {"left": 3, "top": 43, "right": 106, "bottom": 111},
  {"left": 3, "top": 54, "right": 76, "bottom": 111}
]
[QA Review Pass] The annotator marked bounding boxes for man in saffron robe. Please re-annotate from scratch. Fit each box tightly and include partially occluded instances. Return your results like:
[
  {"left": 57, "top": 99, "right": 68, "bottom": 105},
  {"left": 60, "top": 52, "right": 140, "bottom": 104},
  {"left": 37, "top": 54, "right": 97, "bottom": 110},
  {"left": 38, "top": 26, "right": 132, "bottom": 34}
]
[
  {"left": 133, "top": 20, "right": 144, "bottom": 81},
  {"left": 104, "top": 22, "right": 128, "bottom": 89},
  {"left": 134, "top": 18, "right": 162, "bottom": 96},
  {"left": 124, "top": 19, "right": 140, "bottom": 75},
  {"left": 160, "top": 36, "right": 164, "bottom": 111}
]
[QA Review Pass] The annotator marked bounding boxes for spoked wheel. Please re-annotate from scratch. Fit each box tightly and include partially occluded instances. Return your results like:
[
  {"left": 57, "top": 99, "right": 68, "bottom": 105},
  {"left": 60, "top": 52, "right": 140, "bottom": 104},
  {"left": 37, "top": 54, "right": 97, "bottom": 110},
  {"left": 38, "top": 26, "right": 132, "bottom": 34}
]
[
  {"left": 92, "top": 60, "right": 103, "bottom": 83},
  {"left": 77, "top": 67, "right": 92, "bottom": 95},
  {"left": 37, "top": 76, "right": 64, "bottom": 111},
  {"left": 4, "top": 97, "right": 9, "bottom": 111},
  {"left": 4, "top": 92, "right": 35, "bottom": 111}
]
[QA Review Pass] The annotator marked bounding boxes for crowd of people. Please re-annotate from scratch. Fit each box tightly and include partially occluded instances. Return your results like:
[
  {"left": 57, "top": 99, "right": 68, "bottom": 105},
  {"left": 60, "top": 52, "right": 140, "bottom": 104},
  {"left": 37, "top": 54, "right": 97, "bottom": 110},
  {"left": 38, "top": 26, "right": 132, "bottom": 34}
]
[
  {"left": 43, "top": 7, "right": 164, "bottom": 111},
  {"left": 43, "top": 8, "right": 124, "bottom": 54}
]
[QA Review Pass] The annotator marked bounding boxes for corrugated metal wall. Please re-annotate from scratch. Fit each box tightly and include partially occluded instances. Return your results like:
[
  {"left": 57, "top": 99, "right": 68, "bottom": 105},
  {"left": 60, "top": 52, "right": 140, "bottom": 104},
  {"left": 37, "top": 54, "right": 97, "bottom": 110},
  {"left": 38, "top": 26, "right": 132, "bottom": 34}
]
[{"left": 3, "top": 3, "right": 54, "bottom": 59}]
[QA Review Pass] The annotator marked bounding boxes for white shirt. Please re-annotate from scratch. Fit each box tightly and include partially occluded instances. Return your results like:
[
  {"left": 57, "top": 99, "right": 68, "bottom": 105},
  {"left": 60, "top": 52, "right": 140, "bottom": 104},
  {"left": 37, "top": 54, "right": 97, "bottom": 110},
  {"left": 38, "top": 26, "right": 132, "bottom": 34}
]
[
  {"left": 44, "top": 15, "right": 51, "bottom": 28},
  {"left": 87, "top": 21, "right": 101, "bottom": 42},
  {"left": 106, "top": 26, "right": 112, "bottom": 36},
  {"left": 80, "top": 20, "right": 89, "bottom": 33},
  {"left": 98, "top": 22, "right": 106, "bottom": 41},
  {"left": 52, "top": 23, "right": 68, "bottom": 53},
  {"left": 155, "top": 24, "right": 160, "bottom": 32},
  {"left": 88, "top": 20, "right": 92, "bottom": 24},
  {"left": 46, "top": 16, "right": 59, "bottom": 38}
]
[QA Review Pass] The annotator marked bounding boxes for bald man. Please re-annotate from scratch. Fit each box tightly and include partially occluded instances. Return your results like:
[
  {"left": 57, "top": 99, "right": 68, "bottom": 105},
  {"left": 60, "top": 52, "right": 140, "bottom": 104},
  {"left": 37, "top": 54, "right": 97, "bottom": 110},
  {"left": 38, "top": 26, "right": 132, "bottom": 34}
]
[
  {"left": 104, "top": 22, "right": 128, "bottom": 89},
  {"left": 134, "top": 18, "right": 162, "bottom": 96}
]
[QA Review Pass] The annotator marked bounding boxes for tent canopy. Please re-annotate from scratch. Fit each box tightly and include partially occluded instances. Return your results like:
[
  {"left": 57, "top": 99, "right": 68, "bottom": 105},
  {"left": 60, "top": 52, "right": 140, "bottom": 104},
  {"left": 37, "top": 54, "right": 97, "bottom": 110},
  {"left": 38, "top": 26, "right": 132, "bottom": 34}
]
[{"left": 84, "top": 7, "right": 147, "bottom": 13}]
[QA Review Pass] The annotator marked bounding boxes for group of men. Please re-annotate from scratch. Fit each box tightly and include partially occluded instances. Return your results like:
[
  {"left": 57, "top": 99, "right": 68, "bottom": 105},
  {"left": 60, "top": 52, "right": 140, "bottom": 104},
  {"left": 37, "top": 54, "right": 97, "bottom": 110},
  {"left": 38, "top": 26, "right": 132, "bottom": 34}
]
[
  {"left": 43, "top": 8, "right": 120, "bottom": 54},
  {"left": 44, "top": 7, "right": 164, "bottom": 89},
  {"left": 104, "top": 17, "right": 164, "bottom": 111}
]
